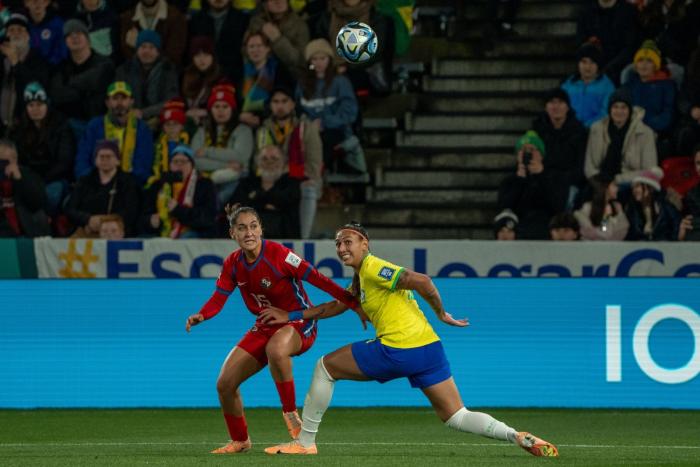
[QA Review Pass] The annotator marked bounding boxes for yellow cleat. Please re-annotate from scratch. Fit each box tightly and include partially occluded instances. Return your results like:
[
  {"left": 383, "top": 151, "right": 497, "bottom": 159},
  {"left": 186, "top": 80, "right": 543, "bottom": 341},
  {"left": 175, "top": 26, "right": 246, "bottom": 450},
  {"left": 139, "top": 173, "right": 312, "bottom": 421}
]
[
  {"left": 516, "top": 432, "right": 559, "bottom": 457},
  {"left": 264, "top": 440, "right": 318, "bottom": 455},
  {"left": 283, "top": 410, "right": 302, "bottom": 439},
  {"left": 210, "top": 438, "right": 252, "bottom": 454}
]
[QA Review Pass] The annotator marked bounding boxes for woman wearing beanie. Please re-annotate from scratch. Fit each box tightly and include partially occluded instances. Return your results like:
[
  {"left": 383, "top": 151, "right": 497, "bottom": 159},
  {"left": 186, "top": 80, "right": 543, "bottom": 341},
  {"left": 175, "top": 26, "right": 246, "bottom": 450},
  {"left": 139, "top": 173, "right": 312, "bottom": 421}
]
[
  {"left": 624, "top": 167, "right": 680, "bottom": 240},
  {"left": 574, "top": 174, "right": 629, "bottom": 241},
  {"left": 562, "top": 41, "right": 615, "bottom": 128},
  {"left": 584, "top": 88, "right": 659, "bottom": 186},
  {"left": 10, "top": 82, "right": 75, "bottom": 216},
  {"left": 191, "top": 83, "right": 254, "bottom": 205},
  {"left": 182, "top": 36, "right": 222, "bottom": 126},
  {"left": 297, "top": 38, "right": 359, "bottom": 174},
  {"left": 148, "top": 98, "right": 190, "bottom": 186}
]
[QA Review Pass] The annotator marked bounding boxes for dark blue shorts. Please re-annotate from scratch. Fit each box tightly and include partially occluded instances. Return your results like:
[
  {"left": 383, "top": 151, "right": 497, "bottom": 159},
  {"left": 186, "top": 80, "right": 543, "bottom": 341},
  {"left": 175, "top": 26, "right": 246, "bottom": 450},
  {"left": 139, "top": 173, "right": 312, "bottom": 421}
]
[{"left": 351, "top": 339, "right": 452, "bottom": 389}]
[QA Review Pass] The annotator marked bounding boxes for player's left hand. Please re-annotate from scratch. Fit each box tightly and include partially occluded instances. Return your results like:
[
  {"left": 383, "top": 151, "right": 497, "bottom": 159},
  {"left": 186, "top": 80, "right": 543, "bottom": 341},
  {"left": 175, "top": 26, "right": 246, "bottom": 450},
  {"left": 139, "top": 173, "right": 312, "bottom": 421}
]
[
  {"left": 439, "top": 311, "right": 469, "bottom": 328},
  {"left": 259, "top": 306, "right": 289, "bottom": 325}
]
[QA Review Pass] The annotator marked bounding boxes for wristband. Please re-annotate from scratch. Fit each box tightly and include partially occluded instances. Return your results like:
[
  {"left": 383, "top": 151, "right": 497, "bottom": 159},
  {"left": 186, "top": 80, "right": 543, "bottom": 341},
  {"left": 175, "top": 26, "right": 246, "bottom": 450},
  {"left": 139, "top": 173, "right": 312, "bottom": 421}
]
[{"left": 288, "top": 310, "right": 303, "bottom": 321}]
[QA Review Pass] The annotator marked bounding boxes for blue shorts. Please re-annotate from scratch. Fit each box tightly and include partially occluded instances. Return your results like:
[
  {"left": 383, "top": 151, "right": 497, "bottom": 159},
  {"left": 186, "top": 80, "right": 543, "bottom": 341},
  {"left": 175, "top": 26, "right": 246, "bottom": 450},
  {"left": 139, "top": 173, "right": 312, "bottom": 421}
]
[{"left": 351, "top": 339, "right": 452, "bottom": 389}]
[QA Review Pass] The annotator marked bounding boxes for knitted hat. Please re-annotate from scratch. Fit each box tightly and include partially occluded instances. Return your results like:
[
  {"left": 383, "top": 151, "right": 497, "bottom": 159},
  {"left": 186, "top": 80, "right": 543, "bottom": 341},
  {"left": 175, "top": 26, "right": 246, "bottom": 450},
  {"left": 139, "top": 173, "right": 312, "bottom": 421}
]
[
  {"left": 106, "top": 81, "right": 132, "bottom": 97},
  {"left": 160, "top": 99, "right": 186, "bottom": 125},
  {"left": 171, "top": 144, "right": 195, "bottom": 164},
  {"left": 608, "top": 87, "right": 632, "bottom": 111},
  {"left": 515, "top": 130, "right": 546, "bottom": 157},
  {"left": 136, "top": 29, "right": 161, "bottom": 50},
  {"left": 304, "top": 38, "right": 334, "bottom": 62},
  {"left": 63, "top": 18, "right": 89, "bottom": 37},
  {"left": 23, "top": 81, "right": 48, "bottom": 104},
  {"left": 493, "top": 209, "right": 519, "bottom": 233},
  {"left": 94, "top": 139, "right": 120, "bottom": 160},
  {"left": 207, "top": 83, "right": 237, "bottom": 111},
  {"left": 270, "top": 85, "right": 295, "bottom": 100},
  {"left": 544, "top": 87, "right": 570, "bottom": 106},
  {"left": 634, "top": 40, "right": 662, "bottom": 71},
  {"left": 576, "top": 41, "right": 603, "bottom": 68},
  {"left": 5, "top": 12, "right": 29, "bottom": 31},
  {"left": 633, "top": 167, "right": 664, "bottom": 191},
  {"left": 189, "top": 35, "right": 215, "bottom": 58}
]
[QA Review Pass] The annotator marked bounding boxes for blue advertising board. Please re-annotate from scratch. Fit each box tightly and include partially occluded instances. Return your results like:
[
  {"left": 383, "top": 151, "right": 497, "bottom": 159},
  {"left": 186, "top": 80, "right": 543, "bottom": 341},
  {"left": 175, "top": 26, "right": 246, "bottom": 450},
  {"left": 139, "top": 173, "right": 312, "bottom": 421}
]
[{"left": 0, "top": 279, "right": 698, "bottom": 409}]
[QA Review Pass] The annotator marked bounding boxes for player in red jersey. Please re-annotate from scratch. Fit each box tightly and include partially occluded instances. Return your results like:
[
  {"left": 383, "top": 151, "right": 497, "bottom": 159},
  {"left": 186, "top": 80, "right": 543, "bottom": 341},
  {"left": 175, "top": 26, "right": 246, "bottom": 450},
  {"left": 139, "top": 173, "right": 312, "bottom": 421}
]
[{"left": 186, "top": 205, "right": 360, "bottom": 454}]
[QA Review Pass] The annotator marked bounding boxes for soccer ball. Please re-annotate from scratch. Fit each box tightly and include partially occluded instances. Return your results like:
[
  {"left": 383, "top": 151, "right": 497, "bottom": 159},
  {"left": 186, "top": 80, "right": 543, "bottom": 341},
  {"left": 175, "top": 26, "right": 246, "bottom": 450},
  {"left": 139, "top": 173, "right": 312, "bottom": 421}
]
[{"left": 335, "top": 21, "right": 378, "bottom": 64}]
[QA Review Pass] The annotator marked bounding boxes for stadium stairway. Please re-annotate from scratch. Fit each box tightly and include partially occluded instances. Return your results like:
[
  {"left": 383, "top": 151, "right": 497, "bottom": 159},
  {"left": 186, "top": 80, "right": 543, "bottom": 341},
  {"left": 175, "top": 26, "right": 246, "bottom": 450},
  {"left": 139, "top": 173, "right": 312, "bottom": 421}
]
[{"left": 318, "top": 0, "right": 585, "bottom": 240}]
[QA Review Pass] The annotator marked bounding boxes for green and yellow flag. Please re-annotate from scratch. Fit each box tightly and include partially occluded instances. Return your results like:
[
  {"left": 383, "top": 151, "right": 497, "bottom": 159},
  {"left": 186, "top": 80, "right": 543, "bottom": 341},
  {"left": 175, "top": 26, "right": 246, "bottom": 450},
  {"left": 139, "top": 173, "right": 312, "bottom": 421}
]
[{"left": 377, "top": 0, "right": 414, "bottom": 55}]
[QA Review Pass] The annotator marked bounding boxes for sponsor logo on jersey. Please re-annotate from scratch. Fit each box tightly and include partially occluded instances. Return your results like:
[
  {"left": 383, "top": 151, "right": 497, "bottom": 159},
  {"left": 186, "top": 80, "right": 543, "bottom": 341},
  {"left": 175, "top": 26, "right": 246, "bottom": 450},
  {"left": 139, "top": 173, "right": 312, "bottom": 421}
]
[
  {"left": 261, "top": 277, "right": 272, "bottom": 289},
  {"left": 285, "top": 252, "right": 302, "bottom": 268},
  {"left": 378, "top": 266, "right": 395, "bottom": 280}
]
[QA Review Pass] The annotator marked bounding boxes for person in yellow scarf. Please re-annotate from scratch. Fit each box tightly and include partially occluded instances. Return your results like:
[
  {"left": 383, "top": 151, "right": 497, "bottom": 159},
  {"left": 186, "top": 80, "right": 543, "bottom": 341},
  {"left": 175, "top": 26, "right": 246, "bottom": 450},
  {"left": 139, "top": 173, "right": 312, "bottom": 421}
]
[{"left": 148, "top": 99, "right": 190, "bottom": 186}]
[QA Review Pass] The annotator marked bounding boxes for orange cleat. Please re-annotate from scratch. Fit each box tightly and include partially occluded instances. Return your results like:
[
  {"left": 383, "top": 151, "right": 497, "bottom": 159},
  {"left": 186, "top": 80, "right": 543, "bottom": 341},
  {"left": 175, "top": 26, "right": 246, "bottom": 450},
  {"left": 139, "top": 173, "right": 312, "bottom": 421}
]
[
  {"left": 210, "top": 438, "right": 252, "bottom": 454},
  {"left": 264, "top": 440, "right": 318, "bottom": 455},
  {"left": 516, "top": 432, "right": 559, "bottom": 457},
  {"left": 283, "top": 410, "right": 302, "bottom": 439}
]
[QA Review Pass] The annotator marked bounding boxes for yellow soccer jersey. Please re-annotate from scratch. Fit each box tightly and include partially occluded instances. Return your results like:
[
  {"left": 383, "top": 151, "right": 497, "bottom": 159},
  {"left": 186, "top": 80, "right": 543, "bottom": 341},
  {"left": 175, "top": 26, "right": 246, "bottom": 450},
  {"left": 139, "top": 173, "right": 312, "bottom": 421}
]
[{"left": 358, "top": 254, "right": 439, "bottom": 349}]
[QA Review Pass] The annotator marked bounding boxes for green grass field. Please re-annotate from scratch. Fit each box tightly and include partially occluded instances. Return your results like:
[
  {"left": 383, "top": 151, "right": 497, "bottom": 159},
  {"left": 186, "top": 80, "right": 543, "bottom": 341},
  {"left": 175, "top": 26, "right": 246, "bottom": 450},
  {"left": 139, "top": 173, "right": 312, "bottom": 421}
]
[{"left": 1, "top": 408, "right": 699, "bottom": 466}]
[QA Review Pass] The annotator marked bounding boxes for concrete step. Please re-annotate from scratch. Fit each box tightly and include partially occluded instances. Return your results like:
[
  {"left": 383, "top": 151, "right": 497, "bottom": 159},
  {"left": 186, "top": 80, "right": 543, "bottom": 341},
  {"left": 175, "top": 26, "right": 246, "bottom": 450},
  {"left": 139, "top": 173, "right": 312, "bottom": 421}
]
[
  {"left": 423, "top": 76, "right": 561, "bottom": 93},
  {"left": 406, "top": 113, "right": 532, "bottom": 132},
  {"left": 369, "top": 187, "right": 498, "bottom": 205},
  {"left": 378, "top": 168, "right": 509, "bottom": 189},
  {"left": 362, "top": 206, "right": 498, "bottom": 226},
  {"left": 419, "top": 95, "right": 545, "bottom": 113},
  {"left": 396, "top": 131, "right": 520, "bottom": 150},
  {"left": 433, "top": 58, "right": 573, "bottom": 77},
  {"left": 359, "top": 225, "right": 494, "bottom": 240},
  {"left": 372, "top": 152, "right": 515, "bottom": 170},
  {"left": 490, "top": 38, "right": 578, "bottom": 57},
  {"left": 460, "top": 19, "right": 577, "bottom": 38},
  {"left": 462, "top": 2, "right": 582, "bottom": 20}
]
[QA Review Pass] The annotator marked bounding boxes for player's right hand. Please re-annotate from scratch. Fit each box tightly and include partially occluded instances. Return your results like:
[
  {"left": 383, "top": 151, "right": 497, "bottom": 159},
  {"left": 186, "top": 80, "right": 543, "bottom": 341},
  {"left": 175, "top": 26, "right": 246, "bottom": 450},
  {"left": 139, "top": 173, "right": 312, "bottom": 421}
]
[{"left": 186, "top": 313, "right": 204, "bottom": 332}]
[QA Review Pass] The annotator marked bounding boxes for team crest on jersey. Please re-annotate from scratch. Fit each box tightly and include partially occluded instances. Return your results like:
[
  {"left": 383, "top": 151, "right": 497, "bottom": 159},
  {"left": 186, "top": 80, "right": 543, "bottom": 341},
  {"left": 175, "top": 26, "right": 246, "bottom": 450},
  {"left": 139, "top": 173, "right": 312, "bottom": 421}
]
[
  {"left": 285, "top": 252, "right": 302, "bottom": 268},
  {"left": 41, "top": 29, "right": 51, "bottom": 40},
  {"left": 260, "top": 277, "right": 272, "bottom": 289},
  {"left": 378, "top": 266, "right": 395, "bottom": 281}
]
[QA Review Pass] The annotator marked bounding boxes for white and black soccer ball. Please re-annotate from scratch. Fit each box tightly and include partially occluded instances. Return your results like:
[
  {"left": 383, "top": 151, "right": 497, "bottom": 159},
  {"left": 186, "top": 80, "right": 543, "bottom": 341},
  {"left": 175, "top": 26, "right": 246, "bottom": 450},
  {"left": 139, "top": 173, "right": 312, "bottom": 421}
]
[{"left": 335, "top": 21, "right": 378, "bottom": 64}]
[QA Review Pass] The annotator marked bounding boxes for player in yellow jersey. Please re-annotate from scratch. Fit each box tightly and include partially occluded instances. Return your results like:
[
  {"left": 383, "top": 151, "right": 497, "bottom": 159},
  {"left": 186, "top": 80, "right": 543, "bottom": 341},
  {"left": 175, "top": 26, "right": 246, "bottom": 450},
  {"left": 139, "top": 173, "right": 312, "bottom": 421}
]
[{"left": 260, "top": 222, "right": 558, "bottom": 458}]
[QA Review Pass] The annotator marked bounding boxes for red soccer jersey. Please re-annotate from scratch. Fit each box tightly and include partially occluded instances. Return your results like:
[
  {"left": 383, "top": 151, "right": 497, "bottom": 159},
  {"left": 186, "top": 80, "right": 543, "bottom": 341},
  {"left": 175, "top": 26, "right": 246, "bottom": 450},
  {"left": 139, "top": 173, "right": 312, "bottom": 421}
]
[{"left": 199, "top": 239, "right": 358, "bottom": 324}]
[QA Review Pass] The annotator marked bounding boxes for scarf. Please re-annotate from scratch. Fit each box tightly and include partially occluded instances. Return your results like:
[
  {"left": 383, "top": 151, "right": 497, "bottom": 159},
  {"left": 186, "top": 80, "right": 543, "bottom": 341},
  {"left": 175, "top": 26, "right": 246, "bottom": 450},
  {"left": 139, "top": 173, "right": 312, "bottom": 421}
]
[
  {"left": 600, "top": 119, "right": 630, "bottom": 179},
  {"left": 0, "top": 179, "right": 21, "bottom": 235},
  {"left": 205, "top": 125, "right": 232, "bottom": 148},
  {"left": 241, "top": 57, "right": 278, "bottom": 114},
  {"left": 329, "top": 0, "right": 373, "bottom": 43},
  {"left": 157, "top": 168, "right": 197, "bottom": 238},
  {"left": 104, "top": 112, "right": 138, "bottom": 173},
  {"left": 148, "top": 131, "right": 190, "bottom": 187}
]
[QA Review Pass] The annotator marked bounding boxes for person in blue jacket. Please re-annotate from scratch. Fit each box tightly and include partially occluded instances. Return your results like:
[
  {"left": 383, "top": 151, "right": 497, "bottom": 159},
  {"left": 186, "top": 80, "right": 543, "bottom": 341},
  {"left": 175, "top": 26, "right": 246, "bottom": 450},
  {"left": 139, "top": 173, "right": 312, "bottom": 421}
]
[{"left": 25, "top": 0, "right": 68, "bottom": 65}]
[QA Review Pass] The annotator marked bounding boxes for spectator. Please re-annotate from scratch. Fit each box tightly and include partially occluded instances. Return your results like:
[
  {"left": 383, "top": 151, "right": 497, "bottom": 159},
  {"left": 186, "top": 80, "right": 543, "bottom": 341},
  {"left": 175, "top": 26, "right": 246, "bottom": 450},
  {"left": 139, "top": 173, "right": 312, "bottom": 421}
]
[
  {"left": 181, "top": 35, "right": 221, "bottom": 127},
  {"left": 256, "top": 86, "right": 322, "bottom": 239},
  {"left": 10, "top": 82, "right": 75, "bottom": 216},
  {"left": 532, "top": 88, "right": 588, "bottom": 207},
  {"left": 0, "top": 138, "right": 49, "bottom": 237},
  {"left": 238, "top": 30, "right": 295, "bottom": 129},
  {"left": 74, "top": 81, "right": 154, "bottom": 185},
  {"left": 625, "top": 167, "right": 680, "bottom": 240},
  {"left": 25, "top": 0, "right": 68, "bottom": 65},
  {"left": 247, "top": 0, "right": 310, "bottom": 76},
  {"left": 298, "top": 38, "right": 358, "bottom": 173},
  {"left": 74, "top": 0, "right": 119, "bottom": 59},
  {"left": 678, "top": 146, "right": 700, "bottom": 241},
  {"left": 140, "top": 144, "right": 217, "bottom": 238},
  {"left": 622, "top": 40, "right": 676, "bottom": 137},
  {"left": 497, "top": 130, "right": 567, "bottom": 239},
  {"left": 189, "top": 0, "right": 250, "bottom": 84},
  {"left": 584, "top": 88, "right": 658, "bottom": 185},
  {"left": 50, "top": 18, "right": 115, "bottom": 137},
  {"left": 191, "top": 83, "right": 254, "bottom": 205},
  {"left": 120, "top": 0, "right": 187, "bottom": 67},
  {"left": 98, "top": 213, "right": 125, "bottom": 239},
  {"left": 577, "top": 0, "right": 639, "bottom": 84},
  {"left": 562, "top": 41, "right": 615, "bottom": 128},
  {"left": 549, "top": 212, "right": 581, "bottom": 241},
  {"left": 493, "top": 209, "right": 518, "bottom": 241},
  {"left": 66, "top": 139, "right": 141, "bottom": 237},
  {"left": 0, "top": 12, "right": 49, "bottom": 132},
  {"left": 115, "top": 29, "right": 179, "bottom": 130},
  {"left": 675, "top": 46, "right": 700, "bottom": 156},
  {"left": 228, "top": 144, "right": 301, "bottom": 238},
  {"left": 574, "top": 174, "right": 629, "bottom": 240},
  {"left": 149, "top": 98, "right": 189, "bottom": 185}
]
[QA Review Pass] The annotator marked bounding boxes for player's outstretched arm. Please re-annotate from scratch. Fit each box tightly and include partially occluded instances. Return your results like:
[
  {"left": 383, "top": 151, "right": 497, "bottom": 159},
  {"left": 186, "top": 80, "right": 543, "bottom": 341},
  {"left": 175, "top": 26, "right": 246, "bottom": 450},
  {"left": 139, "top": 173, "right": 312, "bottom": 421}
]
[
  {"left": 395, "top": 269, "right": 469, "bottom": 328},
  {"left": 259, "top": 301, "right": 351, "bottom": 325}
]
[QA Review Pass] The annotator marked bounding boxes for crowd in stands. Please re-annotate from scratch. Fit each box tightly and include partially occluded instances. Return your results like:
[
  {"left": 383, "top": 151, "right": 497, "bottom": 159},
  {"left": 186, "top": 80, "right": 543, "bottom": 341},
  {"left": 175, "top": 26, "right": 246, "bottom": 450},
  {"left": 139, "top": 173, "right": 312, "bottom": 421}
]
[
  {"left": 495, "top": 0, "right": 700, "bottom": 242},
  {"left": 0, "top": 0, "right": 394, "bottom": 240}
]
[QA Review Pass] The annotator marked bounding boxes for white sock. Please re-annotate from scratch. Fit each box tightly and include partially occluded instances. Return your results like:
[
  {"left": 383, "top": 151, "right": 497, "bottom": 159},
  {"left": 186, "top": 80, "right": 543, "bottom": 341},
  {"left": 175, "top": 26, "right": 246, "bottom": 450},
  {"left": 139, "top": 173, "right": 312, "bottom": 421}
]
[
  {"left": 445, "top": 407, "right": 517, "bottom": 443},
  {"left": 297, "top": 357, "right": 335, "bottom": 447}
]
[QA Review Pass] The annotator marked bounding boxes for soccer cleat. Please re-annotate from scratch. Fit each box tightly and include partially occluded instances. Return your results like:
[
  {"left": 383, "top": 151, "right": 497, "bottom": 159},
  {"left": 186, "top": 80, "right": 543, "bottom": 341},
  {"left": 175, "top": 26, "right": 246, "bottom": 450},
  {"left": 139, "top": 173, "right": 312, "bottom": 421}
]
[
  {"left": 210, "top": 438, "right": 252, "bottom": 454},
  {"left": 283, "top": 410, "right": 302, "bottom": 439},
  {"left": 264, "top": 440, "right": 318, "bottom": 455},
  {"left": 516, "top": 432, "right": 559, "bottom": 457}
]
